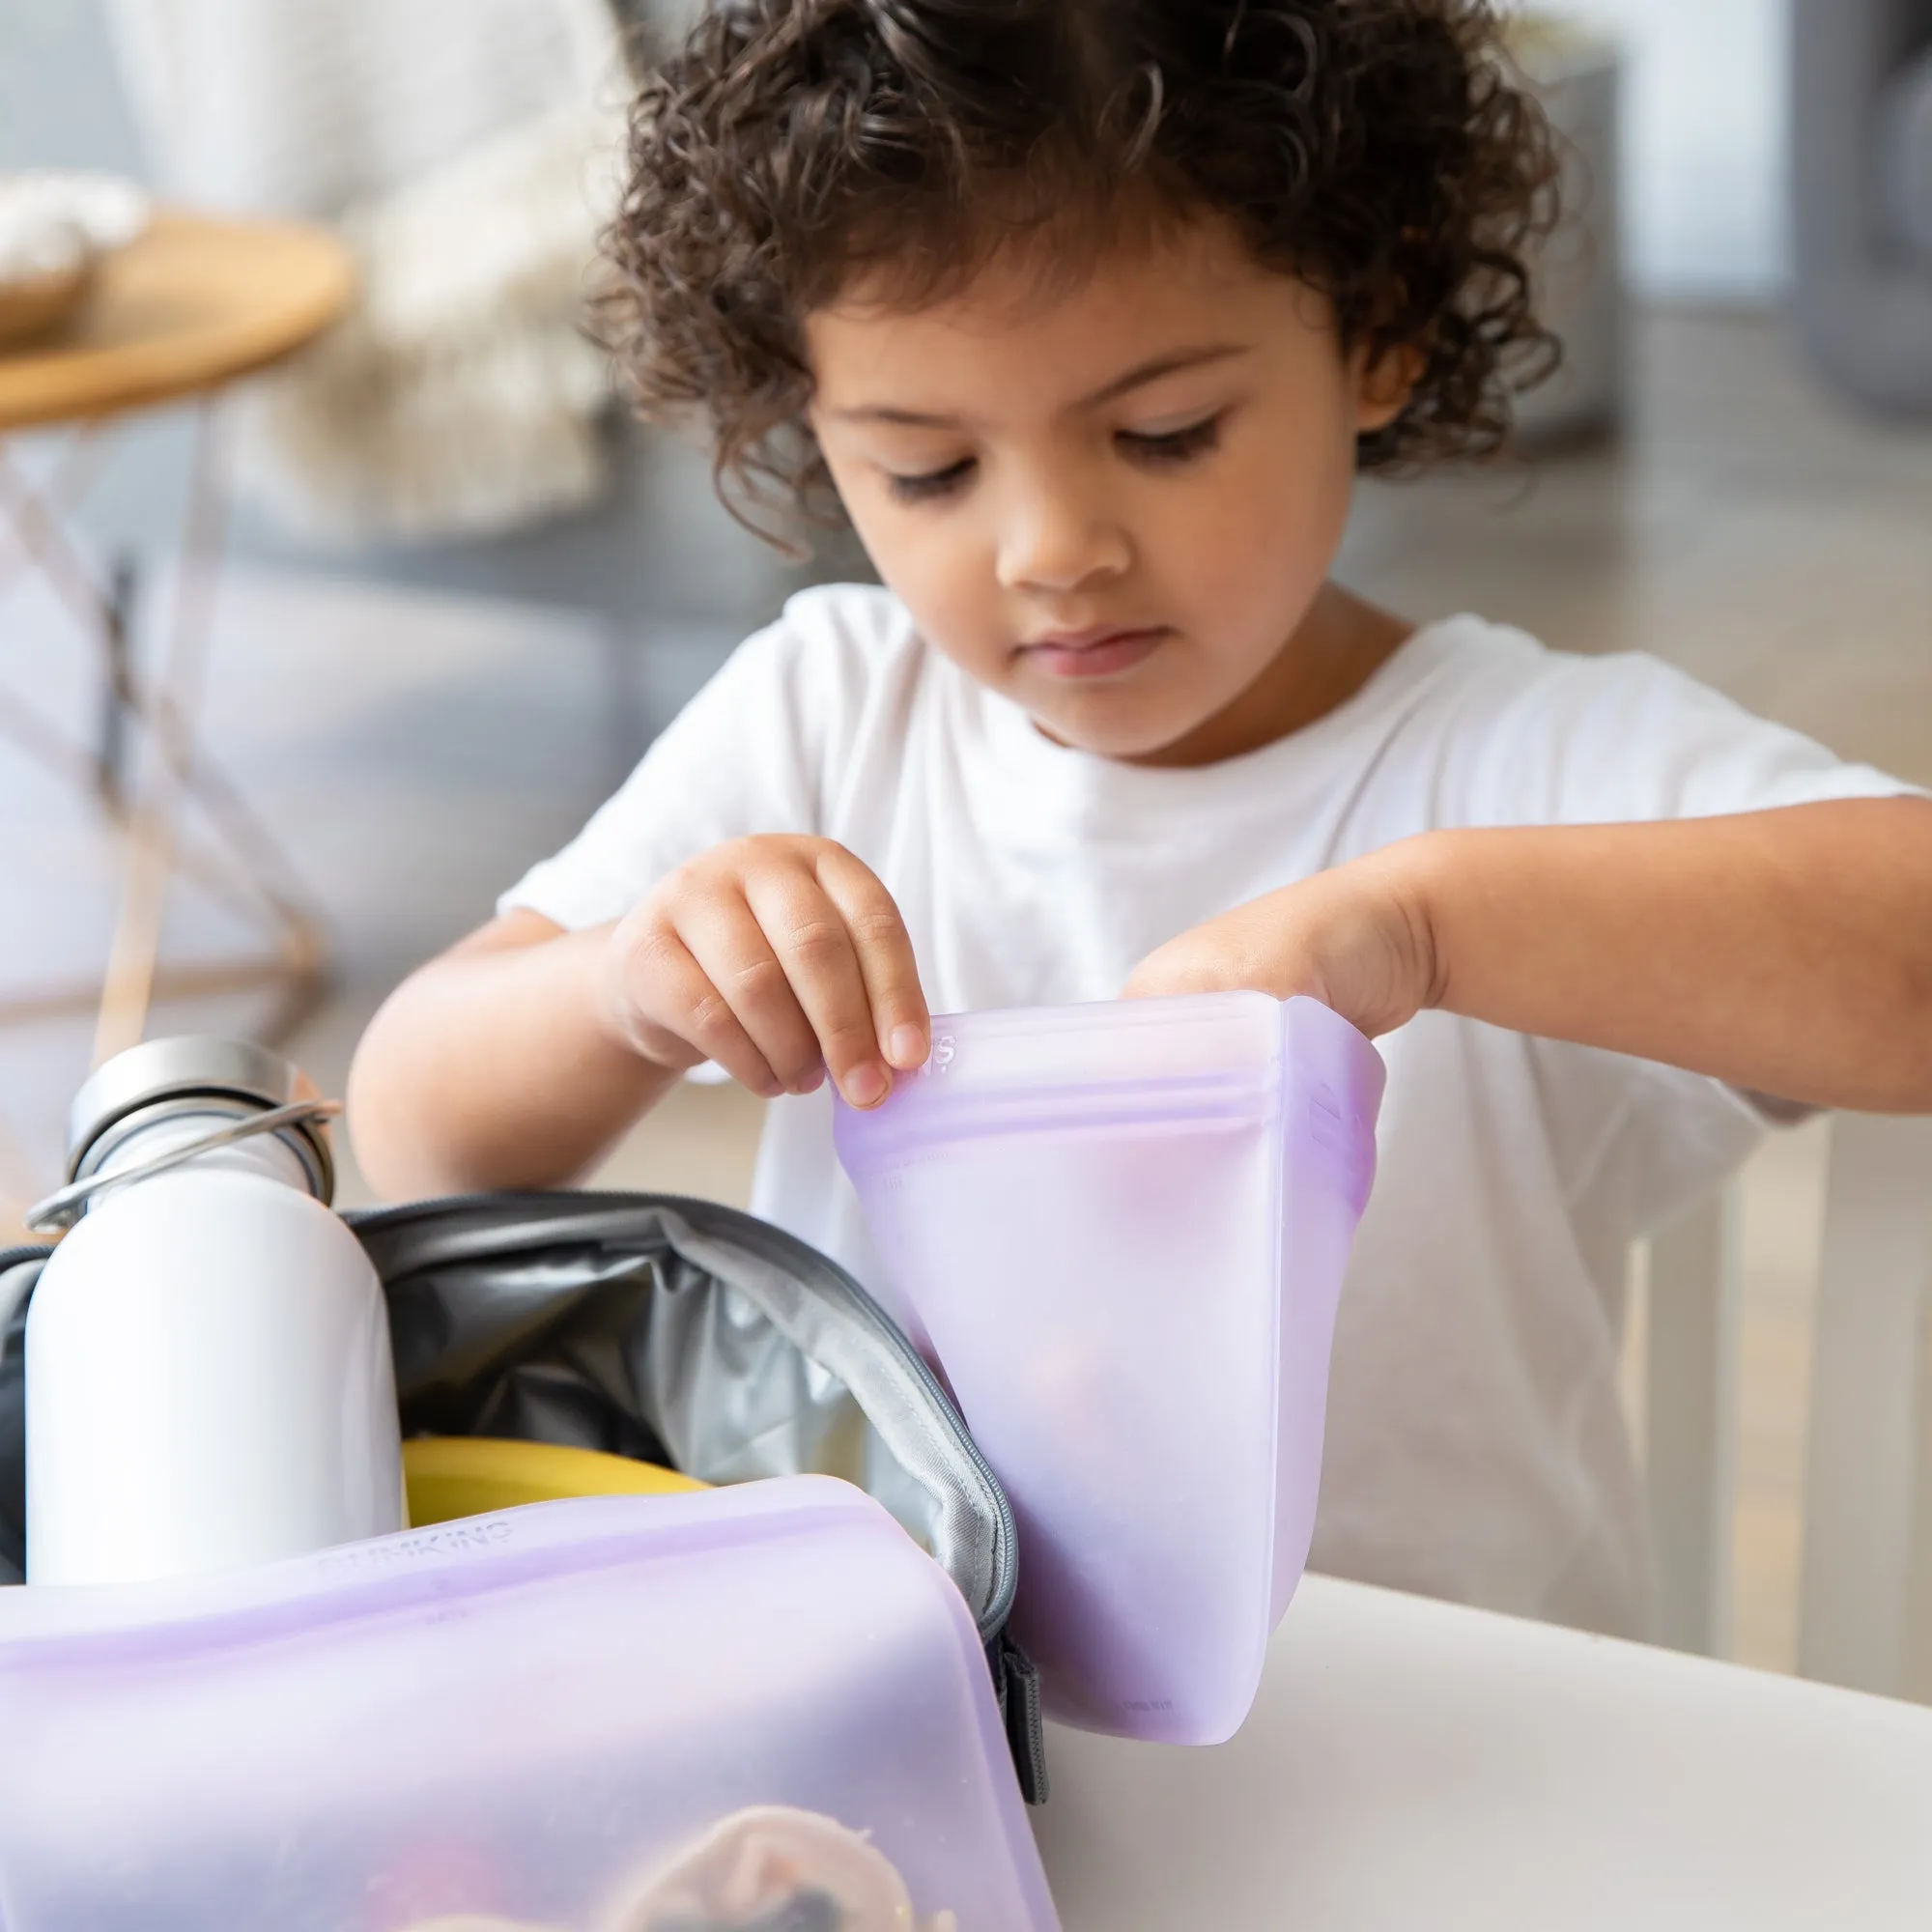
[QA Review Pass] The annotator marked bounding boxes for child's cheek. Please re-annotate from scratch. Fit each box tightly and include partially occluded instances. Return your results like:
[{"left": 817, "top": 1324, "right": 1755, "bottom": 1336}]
[{"left": 866, "top": 512, "right": 1010, "bottom": 683}]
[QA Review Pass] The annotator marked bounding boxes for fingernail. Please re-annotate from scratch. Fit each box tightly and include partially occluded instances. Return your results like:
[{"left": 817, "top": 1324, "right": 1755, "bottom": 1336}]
[
  {"left": 845, "top": 1064, "right": 888, "bottom": 1108},
  {"left": 889, "top": 1025, "right": 926, "bottom": 1067}
]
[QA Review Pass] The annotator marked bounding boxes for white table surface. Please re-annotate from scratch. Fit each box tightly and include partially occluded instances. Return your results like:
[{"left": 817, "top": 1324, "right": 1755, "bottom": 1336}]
[{"left": 1033, "top": 1574, "right": 1932, "bottom": 1930}]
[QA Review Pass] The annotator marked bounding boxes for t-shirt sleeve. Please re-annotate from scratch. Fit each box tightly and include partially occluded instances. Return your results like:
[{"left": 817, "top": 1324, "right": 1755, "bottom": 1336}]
[
  {"left": 497, "top": 590, "right": 871, "bottom": 931},
  {"left": 1462, "top": 644, "right": 1920, "bottom": 827}
]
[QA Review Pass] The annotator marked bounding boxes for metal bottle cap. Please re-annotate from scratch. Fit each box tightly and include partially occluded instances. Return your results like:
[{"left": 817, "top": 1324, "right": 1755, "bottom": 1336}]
[{"left": 64, "top": 1036, "right": 336, "bottom": 1202}]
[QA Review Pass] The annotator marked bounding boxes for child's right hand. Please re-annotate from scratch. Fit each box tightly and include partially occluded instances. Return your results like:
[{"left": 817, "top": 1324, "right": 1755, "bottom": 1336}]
[{"left": 597, "top": 836, "right": 930, "bottom": 1109}]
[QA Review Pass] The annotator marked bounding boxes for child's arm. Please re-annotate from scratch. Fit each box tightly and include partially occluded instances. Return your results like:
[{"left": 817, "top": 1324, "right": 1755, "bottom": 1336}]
[
  {"left": 1126, "top": 799, "right": 1932, "bottom": 1113},
  {"left": 347, "top": 836, "right": 930, "bottom": 1199}
]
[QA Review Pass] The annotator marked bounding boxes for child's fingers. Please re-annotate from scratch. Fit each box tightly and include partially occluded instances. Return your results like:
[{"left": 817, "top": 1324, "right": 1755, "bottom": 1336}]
[
  {"left": 813, "top": 846, "right": 930, "bottom": 1069},
  {"left": 743, "top": 865, "right": 893, "bottom": 1108},
  {"left": 611, "top": 922, "right": 785, "bottom": 1098},
  {"left": 674, "top": 892, "right": 826, "bottom": 1095}
]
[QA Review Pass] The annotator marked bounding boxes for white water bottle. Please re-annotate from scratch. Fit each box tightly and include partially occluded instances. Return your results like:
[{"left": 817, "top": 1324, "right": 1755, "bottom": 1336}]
[{"left": 25, "top": 1037, "right": 405, "bottom": 1586}]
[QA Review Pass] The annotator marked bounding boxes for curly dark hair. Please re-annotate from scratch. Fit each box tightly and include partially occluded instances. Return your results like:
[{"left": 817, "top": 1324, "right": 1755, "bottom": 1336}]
[{"left": 599, "top": 0, "right": 1562, "bottom": 537}]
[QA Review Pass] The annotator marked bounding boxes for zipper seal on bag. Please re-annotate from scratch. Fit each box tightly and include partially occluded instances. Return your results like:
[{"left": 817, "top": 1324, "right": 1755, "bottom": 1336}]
[{"left": 838, "top": 1063, "right": 1282, "bottom": 1160}]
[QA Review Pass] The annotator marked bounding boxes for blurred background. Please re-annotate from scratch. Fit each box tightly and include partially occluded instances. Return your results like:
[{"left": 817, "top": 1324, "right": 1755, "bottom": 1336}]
[{"left": 2, "top": 0, "right": 1929, "bottom": 1687}]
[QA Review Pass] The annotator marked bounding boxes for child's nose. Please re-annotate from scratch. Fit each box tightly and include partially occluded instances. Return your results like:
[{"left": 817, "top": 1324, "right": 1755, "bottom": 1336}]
[{"left": 995, "top": 488, "right": 1131, "bottom": 594}]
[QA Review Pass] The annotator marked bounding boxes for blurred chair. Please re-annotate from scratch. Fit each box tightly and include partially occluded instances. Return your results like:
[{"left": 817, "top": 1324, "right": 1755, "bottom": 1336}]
[
  {"left": 1791, "top": 0, "right": 1932, "bottom": 410},
  {"left": 1795, "top": 1114, "right": 1932, "bottom": 1698},
  {"left": 1643, "top": 1113, "right": 1932, "bottom": 1703}
]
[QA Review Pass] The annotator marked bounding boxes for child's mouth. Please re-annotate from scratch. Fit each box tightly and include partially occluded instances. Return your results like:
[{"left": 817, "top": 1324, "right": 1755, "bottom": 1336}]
[{"left": 1019, "top": 626, "right": 1168, "bottom": 680}]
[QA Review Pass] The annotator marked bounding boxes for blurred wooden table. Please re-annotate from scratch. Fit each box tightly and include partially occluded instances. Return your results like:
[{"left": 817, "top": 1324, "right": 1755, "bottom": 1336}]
[{"left": 0, "top": 211, "right": 354, "bottom": 1077}]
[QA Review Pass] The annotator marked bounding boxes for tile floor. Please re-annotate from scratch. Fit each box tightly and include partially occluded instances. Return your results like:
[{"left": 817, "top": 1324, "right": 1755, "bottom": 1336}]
[{"left": 4, "top": 304, "right": 1929, "bottom": 1676}]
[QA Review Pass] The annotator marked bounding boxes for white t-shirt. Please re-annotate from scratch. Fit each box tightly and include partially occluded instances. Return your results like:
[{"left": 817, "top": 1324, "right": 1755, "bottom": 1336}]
[{"left": 504, "top": 585, "right": 1912, "bottom": 1637}]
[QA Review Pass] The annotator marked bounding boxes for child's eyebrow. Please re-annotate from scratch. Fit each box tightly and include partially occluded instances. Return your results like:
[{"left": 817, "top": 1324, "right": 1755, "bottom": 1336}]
[
  {"left": 828, "top": 343, "right": 1251, "bottom": 428},
  {"left": 1076, "top": 343, "right": 1250, "bottom": 410}
]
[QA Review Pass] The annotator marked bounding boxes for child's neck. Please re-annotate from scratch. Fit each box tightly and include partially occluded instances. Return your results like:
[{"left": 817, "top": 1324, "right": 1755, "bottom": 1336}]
[{"left": 1126, "top": 581, "right": 1414, "bottom": 770}]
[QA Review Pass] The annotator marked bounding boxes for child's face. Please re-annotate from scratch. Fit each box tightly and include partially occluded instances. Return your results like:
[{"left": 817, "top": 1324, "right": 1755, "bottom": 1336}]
[{"left": 807, "top": 214, "right": 1408, "bottom": 763}]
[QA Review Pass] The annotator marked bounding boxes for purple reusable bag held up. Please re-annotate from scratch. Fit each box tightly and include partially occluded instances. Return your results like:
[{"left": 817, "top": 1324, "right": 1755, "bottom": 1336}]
[{"left": 836, "top": 993, "right": 1384, "bottom": 1747}]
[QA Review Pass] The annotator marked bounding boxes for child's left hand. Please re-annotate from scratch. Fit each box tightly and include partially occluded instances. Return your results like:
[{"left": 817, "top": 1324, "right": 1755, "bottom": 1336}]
[{"left": 1124, "top": 844, "right": 1435, "bottom": 1039}]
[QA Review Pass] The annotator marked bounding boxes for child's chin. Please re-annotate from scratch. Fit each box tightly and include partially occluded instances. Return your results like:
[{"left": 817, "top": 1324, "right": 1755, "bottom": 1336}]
[{"left": 1027, "top": 697, "right": 1202, "bottom": 763}]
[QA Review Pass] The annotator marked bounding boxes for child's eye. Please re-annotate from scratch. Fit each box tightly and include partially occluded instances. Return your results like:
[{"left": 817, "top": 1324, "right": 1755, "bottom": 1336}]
[
  {"left": 1118, "top": 414, "right": 1223, "bottom": 467},
  {"left": 886, "top": 457, "right": 977, "bottom": 504}
]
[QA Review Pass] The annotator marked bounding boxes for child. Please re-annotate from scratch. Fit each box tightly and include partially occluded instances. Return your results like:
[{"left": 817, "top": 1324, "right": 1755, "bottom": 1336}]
[{"left": 349, "top": 0, "right": 1932, "bottom": 1641}]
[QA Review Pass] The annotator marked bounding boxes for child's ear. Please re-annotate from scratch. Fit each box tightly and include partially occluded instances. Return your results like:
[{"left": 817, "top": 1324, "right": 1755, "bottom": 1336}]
[{"left": 1353, "top": 343, "right": 1427, "bottom": 435}]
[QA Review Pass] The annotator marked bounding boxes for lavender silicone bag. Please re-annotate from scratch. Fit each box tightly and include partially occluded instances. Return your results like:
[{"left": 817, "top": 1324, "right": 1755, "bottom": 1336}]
[
  {"left": 0, "top": 1481, "right": 1059, "bottom": 1931},
  {"left": 835, "top": 994, "right": 1384, "bottom": 1746}
]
